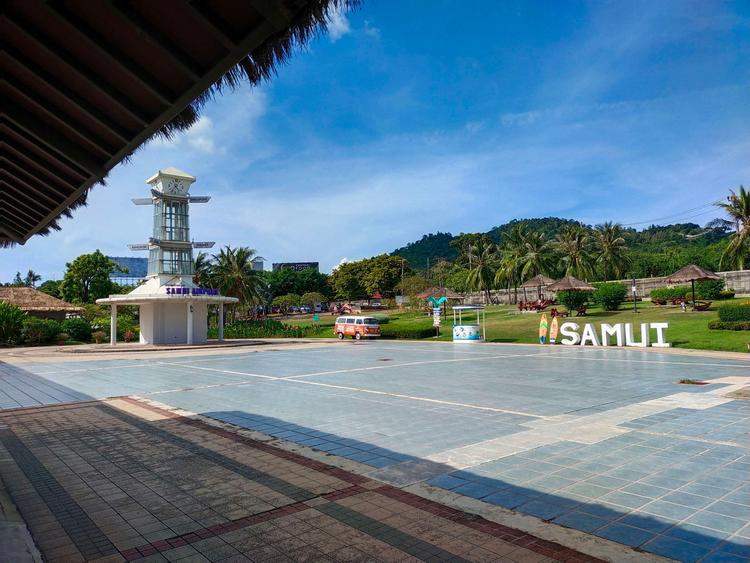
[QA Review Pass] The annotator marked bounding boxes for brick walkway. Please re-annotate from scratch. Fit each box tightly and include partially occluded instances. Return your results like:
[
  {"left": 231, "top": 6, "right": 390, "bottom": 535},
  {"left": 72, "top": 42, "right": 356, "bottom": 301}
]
[{"left": 0, "top": 398, "right": 601, "bottom": 562}]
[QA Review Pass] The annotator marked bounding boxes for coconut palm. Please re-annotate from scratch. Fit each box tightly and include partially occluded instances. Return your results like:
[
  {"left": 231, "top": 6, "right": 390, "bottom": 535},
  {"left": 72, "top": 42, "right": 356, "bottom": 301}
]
[
  {"left": 593, "top": 222, "right": 629, "bottom": 280},
  {"left": 211, "top": 246, "right": 265, "bottom": 319},
  {"left": 192, "top": 252, "right": 213, "bottom": 287},
  {"left": 716, "top": 186, "right": 750, "bottom": 270},
  {"left": 555, "top": 225, "right": 595, "bottom": 279},
  {"left": 494, "top": 224, "right": 526, "bottom": 302},
  {"left": 466, "top": 238, "right": 496, "bottom": 304},
  {"left": 518, "top": 230, "right": 553, "bottom": 279}
]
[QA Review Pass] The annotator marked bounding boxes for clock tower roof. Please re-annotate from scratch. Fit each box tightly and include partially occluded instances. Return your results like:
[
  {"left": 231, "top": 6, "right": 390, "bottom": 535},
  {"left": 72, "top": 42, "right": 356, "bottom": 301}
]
[{"left": 145, "top": 167, "right": 196, "bottom": 184}]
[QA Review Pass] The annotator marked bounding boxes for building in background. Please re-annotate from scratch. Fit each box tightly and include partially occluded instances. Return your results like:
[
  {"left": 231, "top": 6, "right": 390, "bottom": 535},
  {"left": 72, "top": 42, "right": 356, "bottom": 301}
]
[
  {"left": 252, "top": 257, "right": 265, "bottom": 272},
  {"left": 272, "top": 262, "right": 319, "bottom": 273},
  {"left": 0, "top": 287, "right": 81, "bottom": 322},
  {"left": 108, "top": 257, "right": 148, "bottom": 286}
]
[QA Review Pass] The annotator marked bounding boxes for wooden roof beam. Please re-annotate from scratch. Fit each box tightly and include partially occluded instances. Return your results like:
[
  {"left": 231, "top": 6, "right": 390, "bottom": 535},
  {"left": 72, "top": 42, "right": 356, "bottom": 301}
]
[
  {"left": 185, "top": 1, "right": 238, "bottom": 49},
  {"left": 108, "top": 0, "right": 203, "bottom": 82},
  {"left": 3, "top": 96, "right": 104, "bottom": 177},
  {"left": 0, "top": 163, "right": 67, "bottom": 206},
  {"left": 2, "top": 14, "right": 150, "bottom": 128},
  {"left": 3, "top": 81, "right": 115, "bottom": 158},
  {"left": 1, "top": 150, "right": 76, "bottom": 198},
  {"left": 3, "top": 46, "right": 131, "bottom": 143},
  {"left": 45, "top": 1, "right": 174, "bottom": 107},
  {"left": 0, "top": 182, "right": 52, "bottom": 221},
  {"left": 0, "top": 141, "right": 79, "bottom": 192}
]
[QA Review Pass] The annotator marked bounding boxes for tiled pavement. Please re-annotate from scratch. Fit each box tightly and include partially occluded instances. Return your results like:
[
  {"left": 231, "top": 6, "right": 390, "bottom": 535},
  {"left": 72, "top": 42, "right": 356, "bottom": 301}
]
[
  {"left": 0, "top": 398, "right": 599, "bottom": 562},
  {"left": 1, "top": 342, "right": 749, "bottom": 561}
]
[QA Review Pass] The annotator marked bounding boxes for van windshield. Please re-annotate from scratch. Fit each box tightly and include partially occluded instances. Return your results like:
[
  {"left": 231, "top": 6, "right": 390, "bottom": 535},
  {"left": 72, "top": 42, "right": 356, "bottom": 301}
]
[{"left": 364, "top": 318, "right": 379, "bottom": 325}]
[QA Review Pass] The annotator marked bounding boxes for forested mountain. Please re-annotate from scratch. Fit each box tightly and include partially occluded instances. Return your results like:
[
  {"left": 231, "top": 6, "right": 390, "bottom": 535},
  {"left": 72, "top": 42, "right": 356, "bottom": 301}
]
[{"left": 390, "top": 217, "right": 732, "bottom": 279}]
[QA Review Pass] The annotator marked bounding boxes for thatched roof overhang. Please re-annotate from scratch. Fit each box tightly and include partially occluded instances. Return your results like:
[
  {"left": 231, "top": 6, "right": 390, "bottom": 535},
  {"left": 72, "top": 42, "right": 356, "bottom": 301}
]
[
  {"left": 1, "top": 0, "right": 355, "bottom": 246},
  {"left": 0, "top": 286, "right": 82, "bottom": 312},
  {"left": 545, "top": 276, "right": 596, "bottom": 292}
]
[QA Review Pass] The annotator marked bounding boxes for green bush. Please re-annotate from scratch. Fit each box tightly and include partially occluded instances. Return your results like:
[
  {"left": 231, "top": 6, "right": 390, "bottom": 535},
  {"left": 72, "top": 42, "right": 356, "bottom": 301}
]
[
  {"left": 696, "top": 279, "right": 725, "bottom": 300},
  {"left": 61, "top": 318, "right": 92, "bottom": 342},
  {"left": 380, "top": 325, "right": 435, "bottom": 339},
  {"left": 22, "top": 318, "right": 61, "bottom": 345},
  {"left": 372, "top": 314, "right": 390, "bottom": 324},
  {"left": 718, "top": 290, "right": 736, "bottom": 300},
  {"left": 650, "top": 286, "right": 690, "bottom": 301},
  {"left": 718, "top": 303, "right": 750, "bottom": 322},
  {"left": 557, "top": 290, "right": 589, "bottom": 312},
  {"left": 0, "top": 302, "right": 26, "bottom": 345},
  {"left": 210, "top": 319, "right": 309, "bottom": 339},
  {"left": 592, "top": 283, "right": 627, "bottom": 311},
  {"left": 708, "top": 320, "right": 750, "bottom": 330}
]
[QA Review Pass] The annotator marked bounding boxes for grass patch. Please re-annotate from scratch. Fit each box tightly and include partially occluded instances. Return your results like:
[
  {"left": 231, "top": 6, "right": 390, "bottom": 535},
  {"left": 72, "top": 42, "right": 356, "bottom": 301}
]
[{"left": 678, "top": 378, "right": 707, "bottom": 385}]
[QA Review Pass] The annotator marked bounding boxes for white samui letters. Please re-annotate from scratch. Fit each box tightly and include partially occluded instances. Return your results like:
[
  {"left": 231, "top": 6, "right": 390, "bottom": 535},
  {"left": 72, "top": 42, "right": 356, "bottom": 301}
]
[{"left": 558, "top": 322, "right": 670, "bottom": 348}]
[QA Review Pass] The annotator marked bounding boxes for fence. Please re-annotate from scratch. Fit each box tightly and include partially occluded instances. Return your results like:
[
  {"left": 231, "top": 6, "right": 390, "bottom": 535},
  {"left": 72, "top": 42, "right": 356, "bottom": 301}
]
[{"left": 465, "top": 270, "right": 750, "bottom": 305}]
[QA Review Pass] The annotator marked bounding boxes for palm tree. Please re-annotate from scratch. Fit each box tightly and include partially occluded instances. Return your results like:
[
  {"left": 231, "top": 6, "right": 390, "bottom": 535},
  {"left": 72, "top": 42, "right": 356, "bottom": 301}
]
[
  {"left": 716, "top": 186, "right": 750, "bottom": 270},
  {"left": 555, "top": 225, "right": 595, "bottom": 279},
  {"left": 519, "top": 230, "right": 553, "bottom": 279},
  {"left": 23, "top": 270, "right": 42, "bottom": 288},
  {"left": 211, "top": 246, "right": 265, "bottom": 319},
  {"left": 466, "top": 238, "right": 496, "bottom": 304},
  {"left": 593, "top": 222, "right": 629, "bottom": 280},
  {"left": 494, "top": 225, "right": 526, "bottom": 303},
  {"left": 193, "top": 252, "right": 213, "bottom": 287}
]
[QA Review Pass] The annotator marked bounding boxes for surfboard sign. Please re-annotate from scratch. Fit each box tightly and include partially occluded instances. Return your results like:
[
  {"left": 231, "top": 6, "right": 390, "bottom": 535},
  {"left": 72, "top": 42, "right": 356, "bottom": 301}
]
[
  {"left": 538, "top": 313, "right": 549, "bottom": 344},
  {"left": 549, "top": 316, "right": 559, "bottom": 344}
]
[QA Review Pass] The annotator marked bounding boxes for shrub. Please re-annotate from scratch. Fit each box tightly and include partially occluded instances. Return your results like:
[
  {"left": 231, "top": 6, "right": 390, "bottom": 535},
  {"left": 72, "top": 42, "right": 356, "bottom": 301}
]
[
  {"left": 22, "top": 318, "right": 61, "bottom": 345},
  {"left": 372, "top": 314, "right": 390, "bottom": 324},
  {"left": 650, "top": 286, "right": 690, "bottom": 301},
  {"left": 92, "top": 331, "right": 106, "bottom": 344},
  {"left": 696, "top": 279, "right": 725, "bottom": 300},
  {"left": 61, "top": 318, "right": 92, "bottom": 342},
  {"left": 557, "top": 290, "right": 589, "bottom": 312},
  {"left": 210, "top": 319, "right": 309, "bottom": 339},
  {"left": 708, "top": 320, "right": 750, "bottom": 331},
  {"left": 592, "top": 283, "right": 627, "bottom": 311},
  {"left": 55, "top": 332, "right": 70, "bottom": 344},
  {"left": 718, "top": 290, "right": 736, "bottom": 300},
  {"left": 718, "top": 303, "right": 750, "bottom": 323},
  {"left": 0, "top": 302, "right": 26, "bottom": 345},
  {"left": 380, "top": 325, "right": 435, "bottom": 339}
]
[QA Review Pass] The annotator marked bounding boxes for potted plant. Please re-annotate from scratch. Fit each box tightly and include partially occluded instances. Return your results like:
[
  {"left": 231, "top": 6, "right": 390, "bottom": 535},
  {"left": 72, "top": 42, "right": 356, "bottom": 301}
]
[
  {"left": 56, "top": 332, "right": 70, "bottom": 346},
  {"left": 124, "top": 330, "right": 135, "bottom": 343},
  {"left": 92, "top": 330, "right": 106, "bottom": 344}
]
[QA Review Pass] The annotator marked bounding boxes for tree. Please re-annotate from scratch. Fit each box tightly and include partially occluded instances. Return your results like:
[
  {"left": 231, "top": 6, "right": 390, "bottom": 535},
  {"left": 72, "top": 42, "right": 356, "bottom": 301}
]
[
  {"left": 38, "top": 280, "right": 61, "bottom": 298},
  {"left": 716, "top": 185, "right": 750, "bottom": 270},
  {"left": 193, "top": 252, "right": 213, "bottom": 287},
  {"left": 272, "top": 293, "right": 301, "bottom": 312},
  {"left": 265, "top": 267, "right": 331, "bottom": 299},
  {"left": 555, "top": 225, "right": 595, "bottom": 279},
  {"left": 593, "top": 222, "right": 629, "bottom": 280},
  {"left": 23, "top": 270, "right": 42, "bottom": 288},
  {"left": 396, "top": 275, "right": 430, "bottom": 298},
  {"left": 11, "top": 272, "right": 24, "bottom": 287},
  {"left": 362, "top": 255, "right": 409, "bottom": 296},
  {"left": 300, "top": 292, "right": 326, "bottom": 307},
  {"left": 211, "top": 246, "right": 265, "bottom": 319},
  {"left": 466, "top": 239, "right": 496, "bottom": 304},
  {"left": 329, "top": 261, "right": 365, "bottom": 301},
  {"left": 60, "top": 250, "right": 121, "bottom": 304},
  {"left": 494, "top": 225, "right": 526, "bottom": 301}
]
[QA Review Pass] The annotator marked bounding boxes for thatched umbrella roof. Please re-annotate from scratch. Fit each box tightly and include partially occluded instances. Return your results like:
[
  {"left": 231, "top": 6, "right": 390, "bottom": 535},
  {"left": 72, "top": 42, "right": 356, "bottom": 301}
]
[
  {"left": 520, "top": 274, "right": 556, "bottom": 289},
  {"left": 416, "top": 287, "right": 465, "bottom": 300},
  {"left": 667, "top": 264, "right": 721, "bottom": 306},
  {"left": 0, "top": 287, "right": 82, "bottom": 312},
  {"left": 667, "top": 264, "right": 721, "bottom": 284},
  {"left": 546, "top": 276, "right": 596, "bottom": 292}
]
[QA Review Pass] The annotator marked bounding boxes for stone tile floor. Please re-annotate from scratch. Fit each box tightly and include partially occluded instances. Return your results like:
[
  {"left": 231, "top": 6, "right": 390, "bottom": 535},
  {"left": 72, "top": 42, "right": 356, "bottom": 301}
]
[
  {"left": 1, "top": 341, "right": 749, "bottom": 561},
  {"left": 0, "top": 398, "right": 595, "bottom": 562}
]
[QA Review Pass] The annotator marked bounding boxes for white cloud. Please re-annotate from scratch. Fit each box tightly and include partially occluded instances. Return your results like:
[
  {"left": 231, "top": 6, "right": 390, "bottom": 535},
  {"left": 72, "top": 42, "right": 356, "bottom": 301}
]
[
  {"left": 363, "top": 20, "right": 380, "bottom": 39},
  {"left": 184, "top": 117, "right": 216, "bottom": 153},
  {"left": 327, "top": 6, "right": 351, "bottom": 41}
]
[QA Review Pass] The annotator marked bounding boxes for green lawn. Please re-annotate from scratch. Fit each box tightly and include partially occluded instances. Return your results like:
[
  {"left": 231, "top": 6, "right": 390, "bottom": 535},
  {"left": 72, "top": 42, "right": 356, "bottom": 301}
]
[{"left": 279, "top": 299, "right": 748, "bottom": 353}]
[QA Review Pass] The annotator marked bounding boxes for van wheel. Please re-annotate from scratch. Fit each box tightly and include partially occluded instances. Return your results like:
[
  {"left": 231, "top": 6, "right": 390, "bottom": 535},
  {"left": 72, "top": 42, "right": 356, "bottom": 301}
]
[
  {"left": 337, "top": 332, "right": 344, "bottom": 340},
  {"left": 354, "top": 332, "right": 362, "bottom": 340}
]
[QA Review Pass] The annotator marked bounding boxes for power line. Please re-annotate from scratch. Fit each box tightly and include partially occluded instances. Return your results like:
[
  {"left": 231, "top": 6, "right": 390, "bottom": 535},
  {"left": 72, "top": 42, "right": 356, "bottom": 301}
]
[{"left": 621, "top": 201, "right": 722, "bottom": 227}]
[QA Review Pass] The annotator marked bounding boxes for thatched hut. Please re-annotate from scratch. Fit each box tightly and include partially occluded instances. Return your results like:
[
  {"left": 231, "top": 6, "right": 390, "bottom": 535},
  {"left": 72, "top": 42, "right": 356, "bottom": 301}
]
[{"left": 0, "top": 287, "right": 81, "bottom": 322}]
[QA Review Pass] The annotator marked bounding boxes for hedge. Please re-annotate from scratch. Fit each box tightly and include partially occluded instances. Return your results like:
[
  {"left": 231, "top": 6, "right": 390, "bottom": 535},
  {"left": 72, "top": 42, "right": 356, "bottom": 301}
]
[
  {"left": 718, "top": 290, "right": 736, "bottom": 300},
  {"left": 592, "top": 282, "right": 627, "bottom": 311},
  {"left": 650, "top": 286, "right": 690, "bottom": 301},
  {"left": 209, "top": 319, "right": 309, "bottom": 339},
  {"left": 380, "top": 325, "right": 435, "bottom": 339},
  {"left": 22, "top": 318, "right": 61, "bottom": 345},
  {"left": 557, "top": 290, "right": 589, "bottom": 311},
  {"left": 708, "top": 320, "right": 750, "bottom": 331},
  {"left": 61, "top": 318, "right": 92, "bottom": 342},
  {"left": 718, "top": 303, "right": 750, "bottom": 323},
  {"left": 0, "top": 302, "right": 26, "bottom": 345}
]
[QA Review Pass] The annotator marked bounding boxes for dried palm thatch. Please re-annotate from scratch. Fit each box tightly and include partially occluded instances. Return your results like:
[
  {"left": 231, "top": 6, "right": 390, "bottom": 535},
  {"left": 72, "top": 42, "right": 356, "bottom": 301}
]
[
  {"left": 0, "top": 287, "right": 82, "bottom": 312},
  {"left": 545, "top": 276, "right": 596, "bottom": 292},
  {"left": 416, "top": 287, "right": 465, "bottom": 299},
  {"left": 520, "top": 274, "right": 555, "bottom": 289},
  {"left": 3, "top": 0, "right": 359, "bottom": 247}
]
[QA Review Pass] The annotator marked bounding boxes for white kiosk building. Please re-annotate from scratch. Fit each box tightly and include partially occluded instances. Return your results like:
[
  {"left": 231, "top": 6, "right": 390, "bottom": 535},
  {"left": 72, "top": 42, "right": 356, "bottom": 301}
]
[{"left": 97, "top": 168, "right": 237, "bottom": 345}]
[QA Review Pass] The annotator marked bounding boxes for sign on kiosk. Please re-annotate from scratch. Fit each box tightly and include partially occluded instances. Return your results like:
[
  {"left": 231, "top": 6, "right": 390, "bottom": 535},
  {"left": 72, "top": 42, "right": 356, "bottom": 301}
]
[{"left": 558, "top": 322, "right": 670, "bottom": 348}]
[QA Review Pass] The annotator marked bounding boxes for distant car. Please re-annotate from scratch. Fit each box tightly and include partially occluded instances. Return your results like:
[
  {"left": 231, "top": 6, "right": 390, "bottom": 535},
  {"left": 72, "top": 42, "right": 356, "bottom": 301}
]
[{"left": 300, "top": 306, "right": 311, "bottom": 314}]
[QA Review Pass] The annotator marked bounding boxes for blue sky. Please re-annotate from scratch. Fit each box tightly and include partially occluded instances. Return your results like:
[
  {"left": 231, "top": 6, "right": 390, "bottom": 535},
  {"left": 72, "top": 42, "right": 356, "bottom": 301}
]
[{"left": 3, "top": 0, "right": 750, "bottom": 280}]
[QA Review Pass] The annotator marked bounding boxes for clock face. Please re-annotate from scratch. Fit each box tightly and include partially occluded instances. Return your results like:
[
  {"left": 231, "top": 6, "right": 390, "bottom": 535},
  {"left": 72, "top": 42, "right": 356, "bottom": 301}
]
[{"left": 165, "top": 178, "right": 183, "bottom": 194}]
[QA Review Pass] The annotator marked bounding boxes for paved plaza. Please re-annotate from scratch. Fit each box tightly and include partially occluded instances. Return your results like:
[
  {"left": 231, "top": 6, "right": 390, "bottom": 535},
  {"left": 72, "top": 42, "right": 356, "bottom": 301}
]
[{"left": 0, "top": 341, "right": 749, "bottom": 562}]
